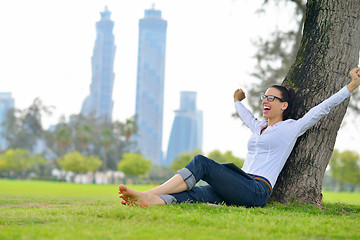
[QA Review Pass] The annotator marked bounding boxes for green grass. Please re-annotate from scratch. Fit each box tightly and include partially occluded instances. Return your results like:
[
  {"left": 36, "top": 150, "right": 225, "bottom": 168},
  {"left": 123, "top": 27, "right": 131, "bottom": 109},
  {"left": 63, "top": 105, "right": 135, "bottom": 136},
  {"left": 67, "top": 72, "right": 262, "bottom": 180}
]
[
  {"left": 322, "top": 191, "right": 360, "bottom": 205},
  {"left": 1, "top": 180, "right": 359, "bottom": 240}
]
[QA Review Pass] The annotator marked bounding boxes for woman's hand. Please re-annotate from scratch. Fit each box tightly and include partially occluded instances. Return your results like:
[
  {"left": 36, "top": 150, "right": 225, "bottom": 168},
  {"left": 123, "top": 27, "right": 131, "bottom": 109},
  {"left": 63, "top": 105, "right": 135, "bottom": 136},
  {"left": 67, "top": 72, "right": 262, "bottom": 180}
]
[
  {"left": 234, "top": 88, "right": 246, "bottom": 102},
  {"left": 347, "top": 67, "right": 360, "bottom": 93}
]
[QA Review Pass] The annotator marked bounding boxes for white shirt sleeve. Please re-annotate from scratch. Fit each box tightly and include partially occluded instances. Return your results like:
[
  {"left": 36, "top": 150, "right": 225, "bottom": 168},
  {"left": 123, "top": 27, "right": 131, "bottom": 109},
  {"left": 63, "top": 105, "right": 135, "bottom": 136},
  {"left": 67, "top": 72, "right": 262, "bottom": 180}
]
[
  {"left": 294, "top": 86, "right": 352, "bottom": 137},
  {"left": 235, "top": 101, "right": 261, "bottom": 132}
]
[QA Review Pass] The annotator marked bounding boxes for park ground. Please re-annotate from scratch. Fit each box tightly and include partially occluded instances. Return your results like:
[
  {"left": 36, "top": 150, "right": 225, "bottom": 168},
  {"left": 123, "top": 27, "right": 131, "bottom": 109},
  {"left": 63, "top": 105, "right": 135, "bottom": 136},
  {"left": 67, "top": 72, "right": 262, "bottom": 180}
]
[{"left": 0, "top": 180, "right": 359, "bottom": 240}]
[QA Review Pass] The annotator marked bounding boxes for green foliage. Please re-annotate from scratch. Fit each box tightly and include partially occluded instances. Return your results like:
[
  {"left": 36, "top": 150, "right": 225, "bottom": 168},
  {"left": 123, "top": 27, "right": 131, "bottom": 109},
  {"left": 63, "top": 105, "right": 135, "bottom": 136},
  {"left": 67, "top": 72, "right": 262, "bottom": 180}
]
[
  {"left": 247, "top": 0, "right": 360, "bottom": 115},
  {"left": 23, "top": 98, "right": 53, "bottom": 136},
  {"left": 75, "top": 124, "right": 94, "bottom": 151},
  {"left": 100, "top": 128, "right": 114, "bottom": 151},
  {"left": 207, "top": 150, "right": 244, "bottom": 167},
  {"left": 170, "top": 149, "right": 202, "bottom": 171},
  {"left": 99, "top": 127, "right": 115, "bottom": 171},
  {"left": 54, "top": 124, "right": 72, "bottom": 154},
  {"left": 330, "top": 149, "right": 360, "bottom": 187},
  {"left": 119, "top": 116, "right": 137, "bottom": 145},
  {"left": 0, "top": 149, "right": 46, "bottom": 177},
  {"left": 42, "top": 115, "right": 138, "bottom": 171},
  {"left": 170, "top": 150, "right": 244, "bottom": 172},
  {"left": 86, "top": 155, "right": 103, "bottom": 172},
  {"left": 57, "top": 151, "right": 102, "bottom": 173},
  {"left": 1, "top": 98, "right": 53, "bottom": 150},
  {"left": 117, "top": 153, "right": 151, "bottom": 177},
  {"left": 1, "top": 99, "right": 138, "bottom": 172},
  {"left": 246, "top": 1, "right": 306, "bottom": 116},
  {"left": 147, "top": 166, "right": 174, "bottom": 183}
]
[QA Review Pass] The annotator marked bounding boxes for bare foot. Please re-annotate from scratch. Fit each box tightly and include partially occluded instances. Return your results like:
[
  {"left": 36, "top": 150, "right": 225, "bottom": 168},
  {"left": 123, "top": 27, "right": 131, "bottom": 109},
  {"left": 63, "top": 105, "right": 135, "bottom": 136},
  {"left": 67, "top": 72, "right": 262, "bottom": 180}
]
[{"left": 118, "top": 184, "right": 165, "bottom": 207}]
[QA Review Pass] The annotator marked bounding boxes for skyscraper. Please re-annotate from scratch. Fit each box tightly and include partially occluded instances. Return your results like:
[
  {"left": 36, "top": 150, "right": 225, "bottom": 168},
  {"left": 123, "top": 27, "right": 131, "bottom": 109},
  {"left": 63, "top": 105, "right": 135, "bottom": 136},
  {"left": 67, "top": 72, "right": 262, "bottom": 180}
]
[
  {"left": 81, "top": 6, "right": 116, "bottom": 122},
  {"left": 0, "top": 93, "right": 15, "bottom": 150},
  {"left": 165, "top": 92, "right": 203, "bottom": 166},
  {"left": 135, "top": 6, "right": 167, "bottom": 165}
]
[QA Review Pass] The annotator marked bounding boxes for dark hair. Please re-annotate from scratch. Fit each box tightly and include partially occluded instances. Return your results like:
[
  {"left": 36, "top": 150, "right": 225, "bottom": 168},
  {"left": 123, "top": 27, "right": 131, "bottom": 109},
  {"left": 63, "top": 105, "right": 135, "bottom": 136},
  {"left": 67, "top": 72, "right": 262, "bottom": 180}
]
[{"left": 270, "top": 85, "right": 295, "bottom": 120}]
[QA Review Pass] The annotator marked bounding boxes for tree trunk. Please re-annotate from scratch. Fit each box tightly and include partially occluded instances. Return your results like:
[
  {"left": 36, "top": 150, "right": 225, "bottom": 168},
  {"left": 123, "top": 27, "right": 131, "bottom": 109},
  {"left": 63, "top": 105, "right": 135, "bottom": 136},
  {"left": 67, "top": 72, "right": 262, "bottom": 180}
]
[{"left": 270, "top": 0, "right": 360, "bottom": 206}]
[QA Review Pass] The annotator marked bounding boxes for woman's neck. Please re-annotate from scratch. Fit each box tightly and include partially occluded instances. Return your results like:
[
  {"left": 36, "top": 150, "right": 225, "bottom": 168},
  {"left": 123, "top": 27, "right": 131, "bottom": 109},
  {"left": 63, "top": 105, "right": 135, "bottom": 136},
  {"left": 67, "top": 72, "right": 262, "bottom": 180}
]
[{"left": 267, "top": 117, "right": 283, "bottom": 126}]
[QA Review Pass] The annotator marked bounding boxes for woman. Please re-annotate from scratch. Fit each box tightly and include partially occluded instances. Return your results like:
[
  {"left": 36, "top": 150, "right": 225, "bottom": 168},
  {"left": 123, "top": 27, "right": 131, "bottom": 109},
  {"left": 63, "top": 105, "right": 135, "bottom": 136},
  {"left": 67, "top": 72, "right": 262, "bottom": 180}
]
[{"left": 119, "top": 68, "right": 360, "bottom": 207}]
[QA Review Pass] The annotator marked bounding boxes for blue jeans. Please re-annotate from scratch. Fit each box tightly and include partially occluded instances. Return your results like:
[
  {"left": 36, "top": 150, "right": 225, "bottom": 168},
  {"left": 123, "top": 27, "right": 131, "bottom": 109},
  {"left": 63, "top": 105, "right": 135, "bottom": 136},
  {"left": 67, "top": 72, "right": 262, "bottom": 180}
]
[{"left": 158, "top": 155, "right": 272, "bottom": 207}]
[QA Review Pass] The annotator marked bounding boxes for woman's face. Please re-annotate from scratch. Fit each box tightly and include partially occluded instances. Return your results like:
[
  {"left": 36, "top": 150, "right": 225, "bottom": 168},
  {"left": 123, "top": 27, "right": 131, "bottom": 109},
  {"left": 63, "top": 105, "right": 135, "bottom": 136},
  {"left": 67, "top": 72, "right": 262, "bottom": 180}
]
[{"left": 262, "top": 88, "right": 288, "bottom": 120}]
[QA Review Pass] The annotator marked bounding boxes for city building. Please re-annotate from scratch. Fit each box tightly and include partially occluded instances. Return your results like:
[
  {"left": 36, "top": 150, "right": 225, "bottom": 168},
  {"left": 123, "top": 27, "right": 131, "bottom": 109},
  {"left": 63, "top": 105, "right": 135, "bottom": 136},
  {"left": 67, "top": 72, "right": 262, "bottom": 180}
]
[
  {"left": 165, "top": 91, "right": 203, "bottom": 166},
  {"left": 81, "top": 6, "right": 116, "bottom": 122},
  {"left": 0, "top": 93, "right": 15, "bottom": 150},
  {"left": 134, "top": 6, "right": 167, "bottom": 165}
]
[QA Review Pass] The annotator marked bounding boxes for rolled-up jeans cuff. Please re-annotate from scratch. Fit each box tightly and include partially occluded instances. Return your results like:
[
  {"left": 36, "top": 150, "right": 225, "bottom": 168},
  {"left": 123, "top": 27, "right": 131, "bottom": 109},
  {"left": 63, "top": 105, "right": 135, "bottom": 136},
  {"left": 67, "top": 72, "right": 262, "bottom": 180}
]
[
  {"left": 176, "top": 168, "right": 196, "bottom": 190},
  {"left": 158, "top": 194, "right": 177, "bottom": 205}
]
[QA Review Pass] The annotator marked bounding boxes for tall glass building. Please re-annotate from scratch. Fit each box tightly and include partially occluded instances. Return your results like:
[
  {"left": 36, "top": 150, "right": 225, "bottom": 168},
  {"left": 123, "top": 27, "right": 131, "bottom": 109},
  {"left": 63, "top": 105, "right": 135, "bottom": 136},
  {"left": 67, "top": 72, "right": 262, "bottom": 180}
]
[
  {"left": 165, "top": 92, "right": 203, "bottom": 166},
  {"left": 81, "top": 6, "right": 116, "bottom": 122},
  {"left": 135, "top": 6, "right": 167, "bottom": 166},
  {"left": 0, "top": 93, "right": 15, "bottom": 150}
]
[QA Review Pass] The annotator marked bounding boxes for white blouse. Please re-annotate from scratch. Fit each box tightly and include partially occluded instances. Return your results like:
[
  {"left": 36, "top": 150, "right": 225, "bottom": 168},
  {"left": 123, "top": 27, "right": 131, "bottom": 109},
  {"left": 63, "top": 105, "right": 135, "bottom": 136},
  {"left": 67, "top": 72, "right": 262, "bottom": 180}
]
[{"left": 235, "top": 86, "right": 352, "bottom": 187}]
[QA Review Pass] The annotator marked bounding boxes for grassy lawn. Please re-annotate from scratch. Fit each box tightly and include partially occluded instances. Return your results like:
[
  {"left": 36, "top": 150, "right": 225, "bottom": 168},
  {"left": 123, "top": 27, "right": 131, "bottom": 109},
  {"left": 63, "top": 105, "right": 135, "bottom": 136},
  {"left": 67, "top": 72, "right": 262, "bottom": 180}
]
[{"left": 0, "top": 180, "right": 359, "bottom": 240}]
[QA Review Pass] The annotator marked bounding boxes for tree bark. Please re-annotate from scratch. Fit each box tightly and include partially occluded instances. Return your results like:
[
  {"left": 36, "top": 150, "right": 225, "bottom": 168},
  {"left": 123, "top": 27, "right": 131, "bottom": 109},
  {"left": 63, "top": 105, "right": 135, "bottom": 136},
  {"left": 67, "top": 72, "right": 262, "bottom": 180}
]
[{"left": 270, "top": 0, "right": 360, "bottom": 206}]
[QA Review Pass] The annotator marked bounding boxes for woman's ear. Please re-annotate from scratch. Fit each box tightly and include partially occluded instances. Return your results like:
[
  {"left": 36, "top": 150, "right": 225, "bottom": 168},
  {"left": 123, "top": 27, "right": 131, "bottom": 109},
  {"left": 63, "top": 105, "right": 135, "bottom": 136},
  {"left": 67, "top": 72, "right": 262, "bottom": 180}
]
[{"left": 281, "top": 102, "right": 289, "bottom": 111}]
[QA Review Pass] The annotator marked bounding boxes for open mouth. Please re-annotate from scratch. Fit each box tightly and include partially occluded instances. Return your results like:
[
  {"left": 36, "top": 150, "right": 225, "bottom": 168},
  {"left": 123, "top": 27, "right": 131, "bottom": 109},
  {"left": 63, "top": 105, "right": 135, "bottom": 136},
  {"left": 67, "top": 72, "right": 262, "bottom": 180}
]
[
  {"left": 263, "top": 105, "right": 271, "bottom": 114},
  {"left": 263, "top": 105, "right": 271, "bottom": 111}
]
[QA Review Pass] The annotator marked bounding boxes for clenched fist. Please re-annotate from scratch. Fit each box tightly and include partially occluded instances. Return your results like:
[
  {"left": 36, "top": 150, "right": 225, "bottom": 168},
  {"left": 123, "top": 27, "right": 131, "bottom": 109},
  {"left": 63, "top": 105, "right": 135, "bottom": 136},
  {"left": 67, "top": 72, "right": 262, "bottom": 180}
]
[
  {"left": 347, "top": 67, "right": 360, "bottom": 93},
  {"left": 234, "top": 88, "right": 246, "bottom": 102}
]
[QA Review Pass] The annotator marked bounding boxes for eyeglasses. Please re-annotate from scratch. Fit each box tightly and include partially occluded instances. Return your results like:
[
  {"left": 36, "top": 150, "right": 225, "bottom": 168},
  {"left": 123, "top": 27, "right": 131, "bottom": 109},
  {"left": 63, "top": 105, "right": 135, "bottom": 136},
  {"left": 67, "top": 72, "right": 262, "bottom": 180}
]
[{"left": 260, "top": 94, "right": 286, "bottom": 102}]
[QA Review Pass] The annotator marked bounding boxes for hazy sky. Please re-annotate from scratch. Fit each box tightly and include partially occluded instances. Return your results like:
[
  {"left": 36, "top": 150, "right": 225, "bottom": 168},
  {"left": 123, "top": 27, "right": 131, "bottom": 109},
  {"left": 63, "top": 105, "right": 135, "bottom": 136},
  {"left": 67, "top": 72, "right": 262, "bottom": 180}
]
[{"left": 1, "top": 0, "right": 359, "bottom": 158}]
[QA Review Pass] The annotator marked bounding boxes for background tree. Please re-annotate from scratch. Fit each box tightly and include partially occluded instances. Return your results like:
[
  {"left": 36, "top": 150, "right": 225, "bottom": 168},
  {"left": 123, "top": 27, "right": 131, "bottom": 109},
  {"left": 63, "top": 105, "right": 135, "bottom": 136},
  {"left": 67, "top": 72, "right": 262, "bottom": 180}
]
[
  {"left": 329, "top": 149, "right": 360, "bottom": 192},
  {"left": 75, "top": 124, "right": 94, "bottom": 153},
  {"left": 117, "top": 153, "right": 151, "bottom": 178},
  {"left": 120, "top": 116, "right": 138, "bottom": 146},
  {"left": 86, "top": 155, "right": 103, "bottom": 183},
  {"left": 207, "top": 150, "right": 244, "bottom": 167},
  {"left": 57, "top": 151, "right": 87, "bottom": 173},
  {"left": 23, "top": 98, "right": 52, "bottom": 136},
  {"left": 43, "top": 114, "right": 138, "bottom": 171},
  {"left": 106, "top": 116, "right": 138, "bottom": 170},
  {"left": 169, "top": 149, "right": 202, "bottom": 171},
  {"left": 54, "top": 124, "right": 72, "bottom": 155},
  {"left": 247, "top": 0, "right": 360, "bottom": 115},
  {"left": 147, "top": 166, "right": 175, "bottom": 184},
  {"left": 99, "top": 127, "right": 114, "bottom": 171},
  {"left": 269, "top": 0, "right": 360, "bottom": 205},
  {"left": 1, "top": 109, "right": 24, "bottom": 150},
  {"left": 2, "top": 98, "right": 52, "bottom": 151},
  {"left": 66, "top": 114, "right": 98, "bottom": 155},
  {"left": 57, "top": 151, "right": 102, "bottom": 177},
  {"left": 328, "top": 149, "right": 345, "bottom": 191},
  {"left": 247, "top": 0, "right": 306, "bottom": 115},
  {"left": 0, "top": 148, "right": 46, "bottom": 179}
]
